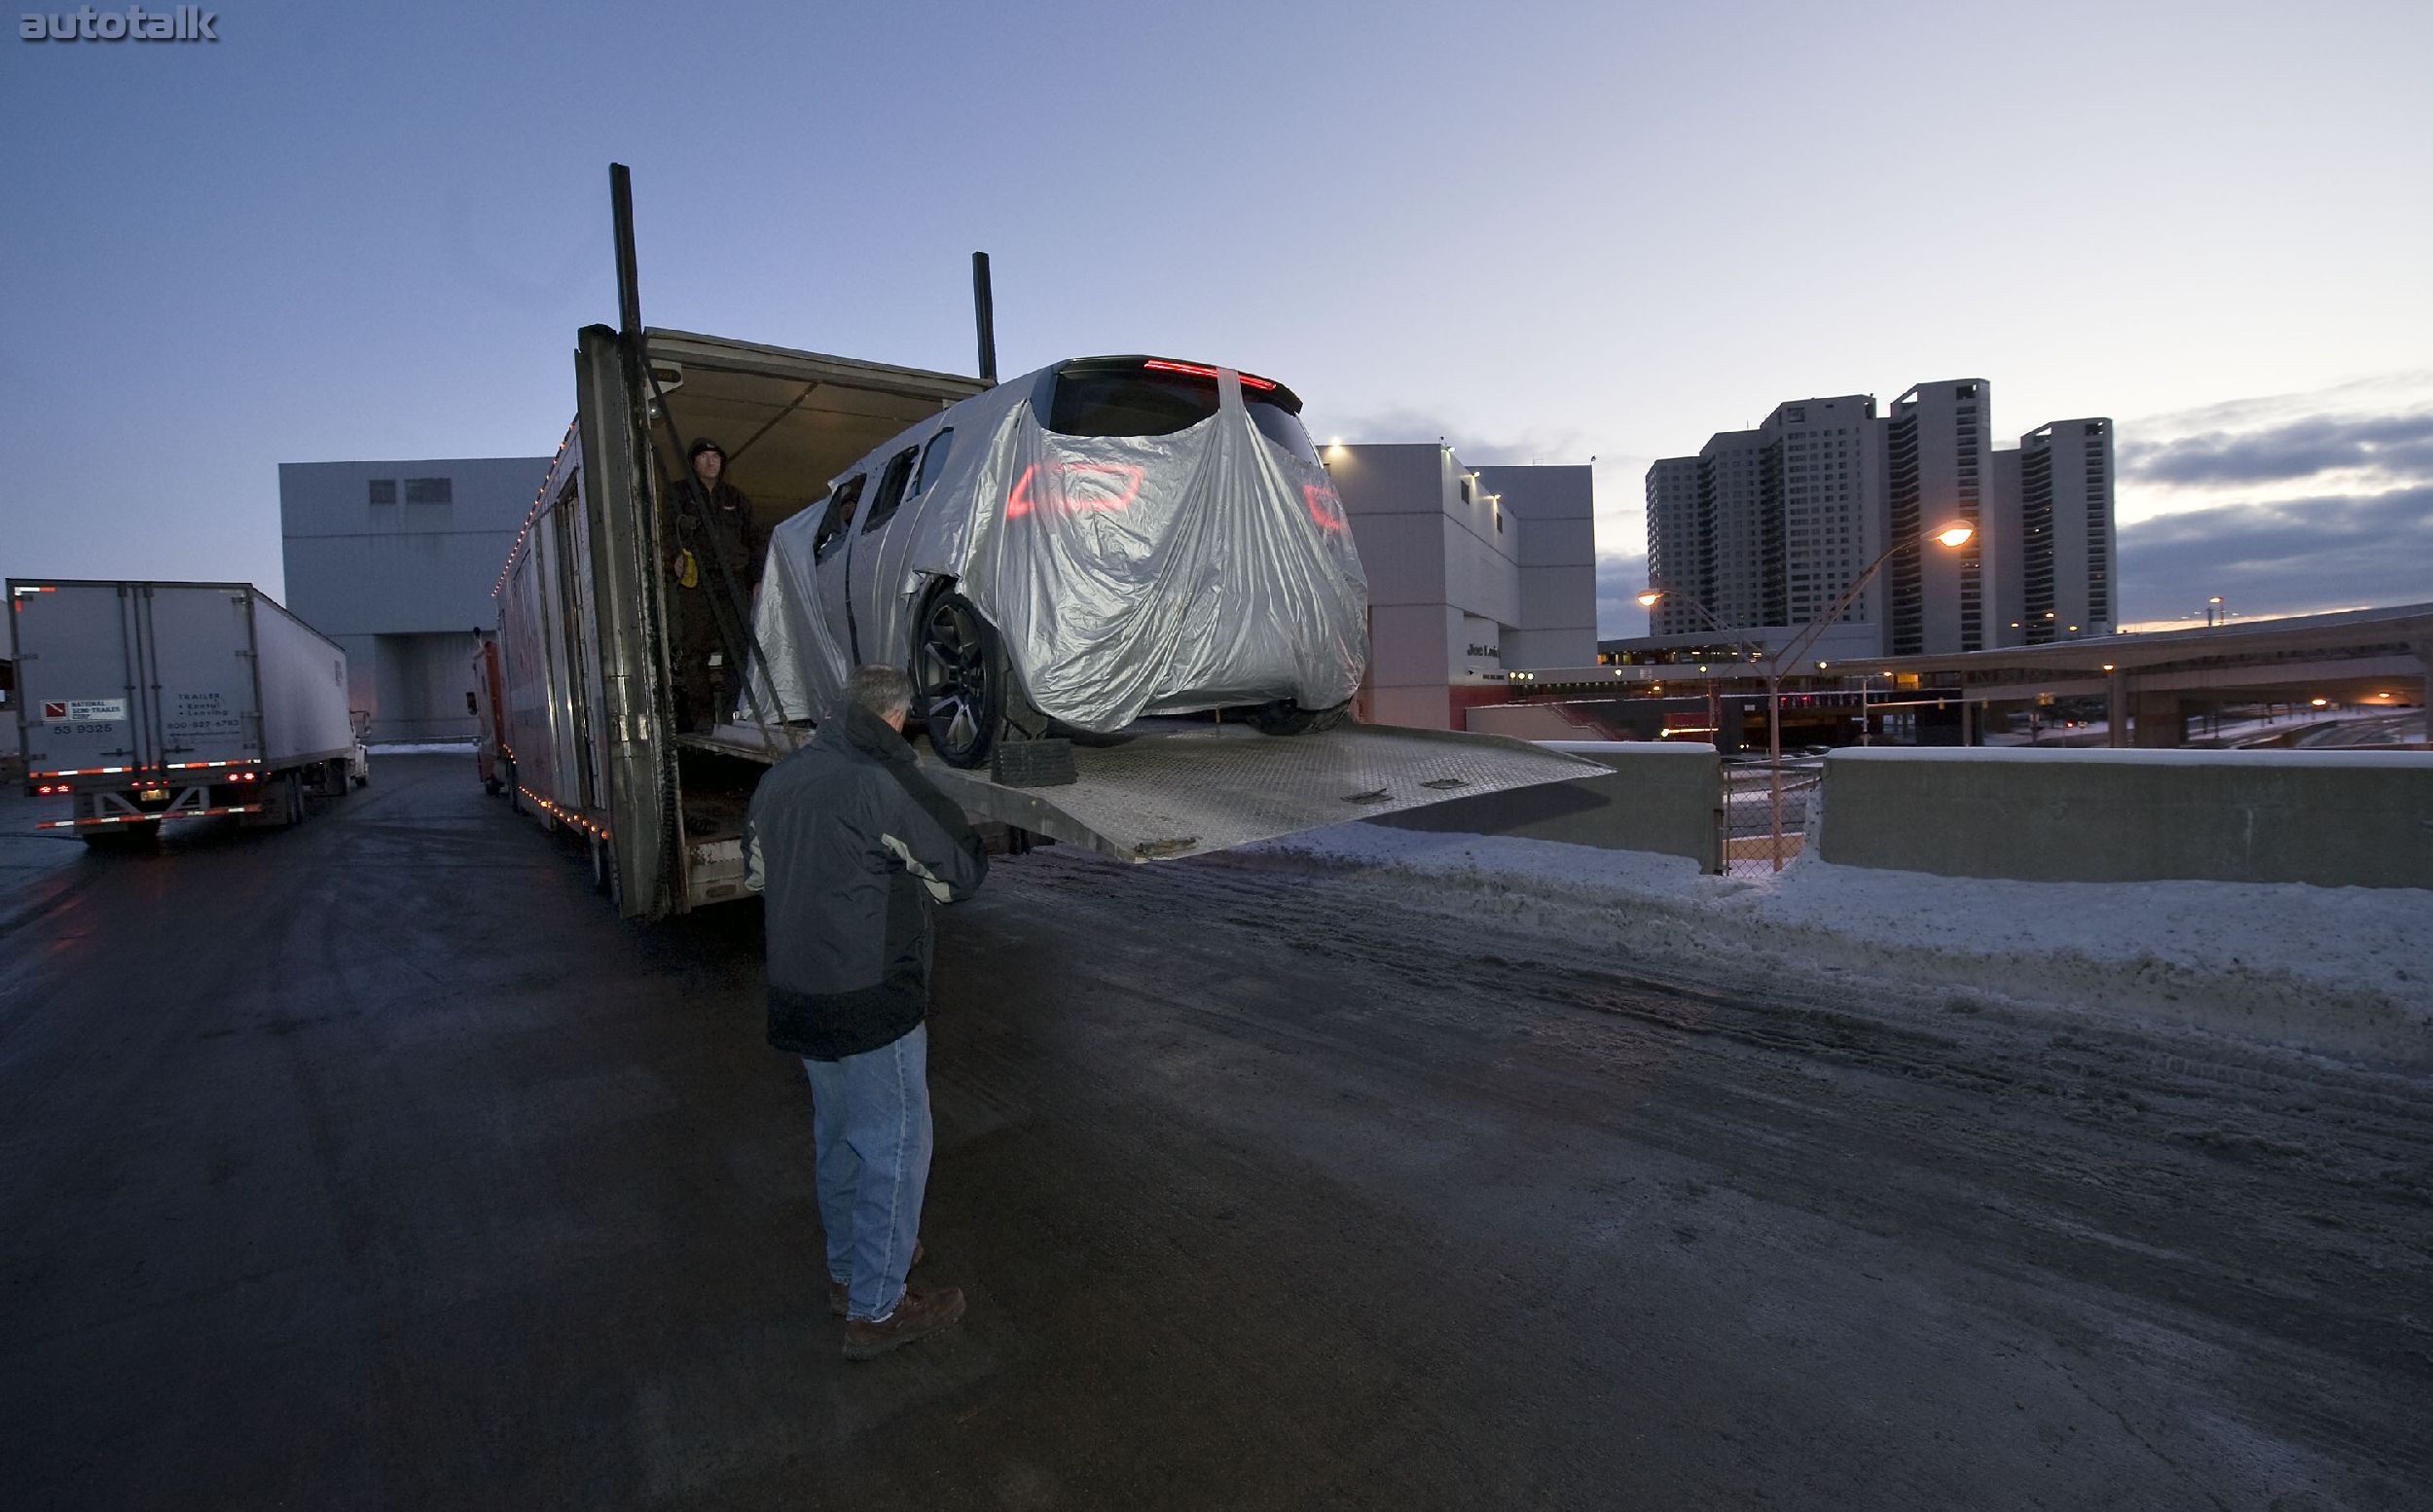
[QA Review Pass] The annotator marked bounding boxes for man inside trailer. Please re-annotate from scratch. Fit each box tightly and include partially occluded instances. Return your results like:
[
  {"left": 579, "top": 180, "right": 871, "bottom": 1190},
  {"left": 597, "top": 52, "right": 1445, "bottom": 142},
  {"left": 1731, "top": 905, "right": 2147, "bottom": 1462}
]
[
  {"left": 664, "top": 437, "right": 766, "bottom": 731},
  {"left": 744, "top": 664, "right": 989, "bottom": 1360}
]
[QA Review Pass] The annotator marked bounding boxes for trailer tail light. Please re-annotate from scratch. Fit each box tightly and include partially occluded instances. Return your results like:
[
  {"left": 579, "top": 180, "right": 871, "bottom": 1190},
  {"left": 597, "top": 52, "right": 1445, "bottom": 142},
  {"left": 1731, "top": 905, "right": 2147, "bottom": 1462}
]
[{"left": 232, "top": 772, "right": 259, "bottom": 783}]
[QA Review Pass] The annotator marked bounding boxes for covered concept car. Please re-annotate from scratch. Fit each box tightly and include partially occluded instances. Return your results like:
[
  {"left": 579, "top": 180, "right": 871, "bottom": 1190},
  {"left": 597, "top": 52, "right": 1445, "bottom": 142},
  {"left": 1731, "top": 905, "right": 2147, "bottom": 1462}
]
[{"left": 750, "top": 356, "right": 1369, "bottom": 767}]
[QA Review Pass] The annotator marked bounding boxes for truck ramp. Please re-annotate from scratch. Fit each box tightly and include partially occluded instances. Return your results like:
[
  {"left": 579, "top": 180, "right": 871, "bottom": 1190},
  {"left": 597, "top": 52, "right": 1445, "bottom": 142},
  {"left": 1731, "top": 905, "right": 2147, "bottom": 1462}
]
[{"left": 915, "top": 721, "right": 1604, "bottom": 863}]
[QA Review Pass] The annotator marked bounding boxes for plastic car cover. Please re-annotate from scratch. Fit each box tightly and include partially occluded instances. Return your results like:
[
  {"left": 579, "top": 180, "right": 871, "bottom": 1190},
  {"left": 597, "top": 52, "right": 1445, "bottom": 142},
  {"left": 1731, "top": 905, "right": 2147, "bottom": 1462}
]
[{"left": 750, "top": 366, "right": 1368, "bottom": 734}]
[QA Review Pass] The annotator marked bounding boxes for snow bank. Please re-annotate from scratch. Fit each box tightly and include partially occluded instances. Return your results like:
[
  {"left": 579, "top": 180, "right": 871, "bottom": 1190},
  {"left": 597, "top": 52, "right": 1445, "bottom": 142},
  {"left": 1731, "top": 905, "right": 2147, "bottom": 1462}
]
[{"left": 1247, "top": 824, "right": 2433, "bottom": 1067}]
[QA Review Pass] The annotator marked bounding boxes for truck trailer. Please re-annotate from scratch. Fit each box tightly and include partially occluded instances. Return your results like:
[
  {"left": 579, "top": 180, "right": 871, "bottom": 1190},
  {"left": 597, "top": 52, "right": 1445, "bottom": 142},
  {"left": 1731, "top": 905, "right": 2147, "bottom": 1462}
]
[{"left": 10, "top": 579, "right": 359, "bottom": 845}]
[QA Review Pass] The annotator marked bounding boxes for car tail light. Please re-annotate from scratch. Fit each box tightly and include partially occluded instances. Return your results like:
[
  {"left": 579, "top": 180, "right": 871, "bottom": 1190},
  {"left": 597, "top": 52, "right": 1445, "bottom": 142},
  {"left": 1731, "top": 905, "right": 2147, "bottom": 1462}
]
[
  {"left": 1007, "top": 461, "right": 1145, "bottom": 519},
  {"left": 1304, "top": 484, "right": 1349, "bottom": 533}
]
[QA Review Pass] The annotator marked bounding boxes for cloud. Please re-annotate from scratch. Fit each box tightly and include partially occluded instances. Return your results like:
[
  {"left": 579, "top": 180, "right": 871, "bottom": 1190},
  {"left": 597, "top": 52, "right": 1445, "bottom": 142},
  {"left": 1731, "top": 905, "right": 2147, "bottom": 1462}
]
[
  {"left": 1595, "top": 550, "right": 1650, "bottom": 639},
  {"left": 2126, "top": 370, "right": 2433, "bottom": 439},
  {"left": 2117, "top": 486, "right": 2433, "bottom": 623},
  {"left": 2122, "top": 409, "right": 2433, "bottom": 489}
]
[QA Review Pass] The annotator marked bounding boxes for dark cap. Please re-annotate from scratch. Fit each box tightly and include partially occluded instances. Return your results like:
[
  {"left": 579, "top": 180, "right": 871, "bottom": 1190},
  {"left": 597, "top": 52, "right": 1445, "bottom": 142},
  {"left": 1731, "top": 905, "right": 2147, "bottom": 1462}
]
[{"left": 687, "top": 437, "right": 725, "bottom": 463}]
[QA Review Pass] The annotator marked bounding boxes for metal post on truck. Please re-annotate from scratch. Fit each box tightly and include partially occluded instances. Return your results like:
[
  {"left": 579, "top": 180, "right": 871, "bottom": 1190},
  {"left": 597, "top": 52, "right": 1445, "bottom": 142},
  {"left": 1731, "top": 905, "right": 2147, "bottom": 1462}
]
[
  {"left": 603, "top": 161, "right": 678, "bottom": 917},
  {"left": 972, "top": 251, "right": 999, "bottom": 386}
]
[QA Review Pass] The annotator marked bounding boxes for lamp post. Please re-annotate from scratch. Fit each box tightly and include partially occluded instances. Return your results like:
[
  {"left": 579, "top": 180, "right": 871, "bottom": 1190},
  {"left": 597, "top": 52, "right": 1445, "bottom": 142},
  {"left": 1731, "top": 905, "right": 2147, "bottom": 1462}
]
[
  {"left": 2205, "top": 594, "right": 2226, "bottom": 628},
  {"left": 1643, "top": 522, "right": 1975, "bottom": 872}
]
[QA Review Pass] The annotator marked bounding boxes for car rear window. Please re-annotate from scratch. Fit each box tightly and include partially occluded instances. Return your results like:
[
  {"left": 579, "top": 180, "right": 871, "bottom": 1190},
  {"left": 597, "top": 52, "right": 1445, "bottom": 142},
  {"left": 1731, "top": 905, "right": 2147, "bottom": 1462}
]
[
  {"left": 1247, "top": 396, "right": 1320, "bottom": 465},
  {"left": 1047, "top": 363, "right": 1220, "bottom": 438}
]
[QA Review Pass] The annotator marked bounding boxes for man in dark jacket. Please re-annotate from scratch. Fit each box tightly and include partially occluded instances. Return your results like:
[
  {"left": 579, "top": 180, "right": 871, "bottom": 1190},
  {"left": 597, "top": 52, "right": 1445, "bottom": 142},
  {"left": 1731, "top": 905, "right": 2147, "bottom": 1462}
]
[
  {"left": 745, "top": 664, "right": 989, "bottom": 1360},
  {"left": 665, "top": 437, "right": 766, "bottom": 732}
]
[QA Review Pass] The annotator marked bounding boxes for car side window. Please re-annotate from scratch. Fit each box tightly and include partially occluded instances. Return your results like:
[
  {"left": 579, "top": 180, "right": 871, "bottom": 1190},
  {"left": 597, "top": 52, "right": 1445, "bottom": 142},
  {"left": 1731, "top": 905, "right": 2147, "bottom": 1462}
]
[
  {"left": 814, "top": 476, "right": 865, "bottom": 561},
  {"left": 914, "top": 428, "right": 955, "bottom": 496},
  {"left": 859, "top": 446, "right": 922, "bottom": 535}
]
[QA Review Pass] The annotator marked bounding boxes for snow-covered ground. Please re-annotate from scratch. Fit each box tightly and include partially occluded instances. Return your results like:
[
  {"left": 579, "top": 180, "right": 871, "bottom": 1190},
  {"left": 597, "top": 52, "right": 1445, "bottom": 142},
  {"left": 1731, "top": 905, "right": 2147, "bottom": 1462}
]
[{"left": 1250, "top": 823, "right": 2433, "bottom": 1068}]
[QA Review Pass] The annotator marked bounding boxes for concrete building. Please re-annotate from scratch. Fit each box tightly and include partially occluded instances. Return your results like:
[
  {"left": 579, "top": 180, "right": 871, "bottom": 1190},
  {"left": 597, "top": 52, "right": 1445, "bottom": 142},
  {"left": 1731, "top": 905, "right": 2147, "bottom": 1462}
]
[
  {"left": 279, "top": 457, "right": 547, "bottom": 741},
  {"left": 1326, "top": 443, "right": 1598, "bottom": 729},
  {"left": 1643, "top": 378, "right": 2113, "bottom": 660}
]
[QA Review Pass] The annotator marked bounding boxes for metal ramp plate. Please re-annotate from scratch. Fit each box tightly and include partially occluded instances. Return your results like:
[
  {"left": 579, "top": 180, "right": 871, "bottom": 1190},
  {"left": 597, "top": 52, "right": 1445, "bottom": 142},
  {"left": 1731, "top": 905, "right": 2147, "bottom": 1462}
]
[{"left": 914, "top": 720, "right": 1604, "bottom": 863}]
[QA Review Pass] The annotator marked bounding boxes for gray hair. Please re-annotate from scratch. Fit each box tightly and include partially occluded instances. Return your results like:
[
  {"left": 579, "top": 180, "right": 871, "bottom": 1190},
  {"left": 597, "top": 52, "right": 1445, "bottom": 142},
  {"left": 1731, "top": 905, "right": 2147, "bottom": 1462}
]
[{"left": 846, "top": 664, "right": 914, "bottom": 722}]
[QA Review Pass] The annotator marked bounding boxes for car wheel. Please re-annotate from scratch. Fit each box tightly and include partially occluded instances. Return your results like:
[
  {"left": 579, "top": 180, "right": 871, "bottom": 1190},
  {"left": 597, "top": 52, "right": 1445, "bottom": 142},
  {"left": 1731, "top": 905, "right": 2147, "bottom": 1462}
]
[
  {"left": 916, "top": 592, "right": 1006, "bottom": 770},
  {"left": 1249, "top": 699, "right": 1351, "bottom": 737}
]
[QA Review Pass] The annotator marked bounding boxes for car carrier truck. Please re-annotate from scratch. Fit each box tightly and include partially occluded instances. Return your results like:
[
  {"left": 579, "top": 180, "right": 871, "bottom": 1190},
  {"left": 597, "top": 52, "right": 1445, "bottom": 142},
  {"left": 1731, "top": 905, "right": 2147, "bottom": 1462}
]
[
  {"left": 11, "top": 579, "right": 359, "bottom": 844},
  {"left": 488, "top": 166, "right": 1597, "bottom": 918}
]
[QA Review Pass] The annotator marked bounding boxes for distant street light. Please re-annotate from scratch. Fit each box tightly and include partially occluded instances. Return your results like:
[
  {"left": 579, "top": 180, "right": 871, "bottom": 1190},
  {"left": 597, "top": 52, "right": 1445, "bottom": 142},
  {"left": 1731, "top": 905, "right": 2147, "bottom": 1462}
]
[{"left": 1640, "top": 521, "right": 1973, "bottom": 872}]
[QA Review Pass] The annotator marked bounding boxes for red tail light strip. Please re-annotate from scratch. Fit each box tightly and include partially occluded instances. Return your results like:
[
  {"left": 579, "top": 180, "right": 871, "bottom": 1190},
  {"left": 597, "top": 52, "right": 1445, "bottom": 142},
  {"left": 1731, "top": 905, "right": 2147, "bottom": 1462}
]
[{"left": 1141, "top": 358, "right": 1277, "bottom": 393}]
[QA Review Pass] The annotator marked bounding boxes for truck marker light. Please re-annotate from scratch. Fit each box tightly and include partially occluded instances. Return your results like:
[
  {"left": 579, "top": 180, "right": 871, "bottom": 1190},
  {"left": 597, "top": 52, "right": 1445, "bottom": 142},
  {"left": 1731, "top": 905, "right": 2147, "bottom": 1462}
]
[{"left": 1007, "top": 461, "right": 1144, "bottom": 519}]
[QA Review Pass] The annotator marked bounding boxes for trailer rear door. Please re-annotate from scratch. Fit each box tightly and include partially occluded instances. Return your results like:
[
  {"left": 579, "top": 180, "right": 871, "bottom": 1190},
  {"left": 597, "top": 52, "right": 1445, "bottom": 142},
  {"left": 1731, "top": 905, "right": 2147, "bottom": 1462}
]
[
  {"left": 13, "top": 581, "right": 152, "bottom": 777},
  {"left": 146, "top": 585, "right": 265, "bottom": 768}
]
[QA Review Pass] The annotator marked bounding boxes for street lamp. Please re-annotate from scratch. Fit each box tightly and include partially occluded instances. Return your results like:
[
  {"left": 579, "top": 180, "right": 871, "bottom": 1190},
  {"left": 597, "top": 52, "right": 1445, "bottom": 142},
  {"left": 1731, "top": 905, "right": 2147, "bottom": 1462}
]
[
  {"left": 1641, "top": 521, "right": 1973, "bottom": 871},
  {"left": 2206, "top": 594, "right": 2225, "bottom": 627}
]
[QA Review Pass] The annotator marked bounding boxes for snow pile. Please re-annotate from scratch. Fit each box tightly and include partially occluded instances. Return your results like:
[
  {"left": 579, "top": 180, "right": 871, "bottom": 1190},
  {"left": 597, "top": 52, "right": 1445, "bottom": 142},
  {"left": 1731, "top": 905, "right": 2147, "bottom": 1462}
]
[{"left": 1247, "top": 824, "right": 2433, "bottom": 1066}]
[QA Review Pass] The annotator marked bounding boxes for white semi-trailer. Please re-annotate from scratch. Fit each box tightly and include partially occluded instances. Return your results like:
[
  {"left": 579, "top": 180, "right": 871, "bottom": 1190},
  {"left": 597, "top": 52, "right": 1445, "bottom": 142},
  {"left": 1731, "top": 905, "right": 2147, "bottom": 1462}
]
[{"left": 10, "top": 579, "right": 359, "bottom": 845}]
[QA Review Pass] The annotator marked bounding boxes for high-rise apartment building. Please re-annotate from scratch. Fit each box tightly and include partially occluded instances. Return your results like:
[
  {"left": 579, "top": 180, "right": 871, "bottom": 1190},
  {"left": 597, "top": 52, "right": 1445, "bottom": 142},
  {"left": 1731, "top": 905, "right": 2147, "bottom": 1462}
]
[
  {"left": 1645, "top": 379, "right": 2114, "bottom": 658},
  {"left": 1643, "top": 395, "right": 1882, "bottom": 642},
  {"left": 2013, "top": 418, "right": 2116, "bottom": 644},
  {"left": 1884, "top": 379, "right": 1996, "bottom": 656}
]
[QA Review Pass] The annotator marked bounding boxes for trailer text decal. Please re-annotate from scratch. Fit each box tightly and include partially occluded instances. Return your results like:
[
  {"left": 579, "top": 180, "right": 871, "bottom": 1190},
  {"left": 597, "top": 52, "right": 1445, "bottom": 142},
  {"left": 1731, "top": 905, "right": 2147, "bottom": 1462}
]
[{"left": 45, "top": 699, "right": 127, "bottom": 726}]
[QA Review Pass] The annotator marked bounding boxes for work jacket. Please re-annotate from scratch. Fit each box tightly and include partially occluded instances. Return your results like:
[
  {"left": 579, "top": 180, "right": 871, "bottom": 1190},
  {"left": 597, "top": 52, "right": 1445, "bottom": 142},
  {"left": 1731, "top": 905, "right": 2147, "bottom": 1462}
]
[
  {"left": 744, "top": 702, "right": 988, "bottom": 1060},
  {"left": 668, "top": 479, "right": 767, "bottom": 597}
]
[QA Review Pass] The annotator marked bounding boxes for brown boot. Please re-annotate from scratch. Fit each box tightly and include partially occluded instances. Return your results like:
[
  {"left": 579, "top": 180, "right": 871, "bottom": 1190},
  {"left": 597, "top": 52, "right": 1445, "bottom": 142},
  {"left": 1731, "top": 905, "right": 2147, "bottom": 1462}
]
[
  {"left": 842, "top": 1282, "right": 966, "bottom": 1361},
  {"left": 829, "top": 1240, "right": 924, "bottom": 1318}
]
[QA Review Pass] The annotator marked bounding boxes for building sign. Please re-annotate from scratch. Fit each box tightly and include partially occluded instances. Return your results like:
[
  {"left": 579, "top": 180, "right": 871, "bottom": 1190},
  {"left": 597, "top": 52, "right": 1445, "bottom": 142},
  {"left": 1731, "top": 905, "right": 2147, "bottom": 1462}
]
[{"left": 1456, "top": 614, "right": 1503, "bottom": 679}]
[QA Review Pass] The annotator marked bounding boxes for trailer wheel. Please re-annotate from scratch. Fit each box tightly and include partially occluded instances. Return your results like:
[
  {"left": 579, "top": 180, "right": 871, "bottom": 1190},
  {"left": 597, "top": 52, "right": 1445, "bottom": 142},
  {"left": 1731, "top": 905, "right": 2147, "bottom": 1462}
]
[
  {"left": 916, "top": 592, "right": 1008, "bottom": 770},
  {"left": 1249, "top": 699, "right": 1352, "bottom": 737}
]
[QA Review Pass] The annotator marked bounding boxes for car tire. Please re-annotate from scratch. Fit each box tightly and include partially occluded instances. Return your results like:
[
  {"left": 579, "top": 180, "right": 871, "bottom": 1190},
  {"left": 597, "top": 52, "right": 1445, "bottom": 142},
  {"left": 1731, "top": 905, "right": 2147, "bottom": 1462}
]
[
  {"left": 915, "top": 591, "right": 1007, "bottom": 770},
  {"left": 1249, "top": 699, "right": 1352, "bottom": 737}
]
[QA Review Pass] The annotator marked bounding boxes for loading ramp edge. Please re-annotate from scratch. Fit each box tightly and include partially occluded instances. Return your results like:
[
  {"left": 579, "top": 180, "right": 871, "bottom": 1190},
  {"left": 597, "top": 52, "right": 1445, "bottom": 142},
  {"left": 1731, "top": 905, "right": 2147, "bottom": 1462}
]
[{"left": 914, "top": 721, "right": 1605, "bottom": 864}]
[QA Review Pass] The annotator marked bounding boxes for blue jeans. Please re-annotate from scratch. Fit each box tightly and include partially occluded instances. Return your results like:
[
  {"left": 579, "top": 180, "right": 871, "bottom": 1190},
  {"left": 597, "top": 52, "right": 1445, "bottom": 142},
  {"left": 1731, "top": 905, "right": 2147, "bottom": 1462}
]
[{"left": 802, "top": 1025, "right": 931, "bottom": 1322}]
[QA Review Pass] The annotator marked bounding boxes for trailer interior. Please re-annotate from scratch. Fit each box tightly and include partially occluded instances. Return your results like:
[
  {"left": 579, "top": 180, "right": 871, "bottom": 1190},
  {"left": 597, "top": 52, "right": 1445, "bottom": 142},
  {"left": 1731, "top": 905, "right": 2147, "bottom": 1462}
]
[{"left": 637, "top": 331, "right": 986, "bottom": 905}]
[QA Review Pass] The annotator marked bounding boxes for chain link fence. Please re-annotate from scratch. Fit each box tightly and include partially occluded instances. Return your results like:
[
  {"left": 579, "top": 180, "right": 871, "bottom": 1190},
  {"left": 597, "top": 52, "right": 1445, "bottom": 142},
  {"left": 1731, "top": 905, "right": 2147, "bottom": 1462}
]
[{"left": 1719, "top": 760, "right": 1825, "bottom": 875}]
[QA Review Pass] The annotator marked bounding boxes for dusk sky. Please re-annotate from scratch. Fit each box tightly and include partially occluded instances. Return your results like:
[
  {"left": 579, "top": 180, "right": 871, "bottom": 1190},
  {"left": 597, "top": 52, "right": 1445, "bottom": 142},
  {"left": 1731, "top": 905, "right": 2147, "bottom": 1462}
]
[{"left": 5, "top": 0, "right": 2427, "bottom": 637}]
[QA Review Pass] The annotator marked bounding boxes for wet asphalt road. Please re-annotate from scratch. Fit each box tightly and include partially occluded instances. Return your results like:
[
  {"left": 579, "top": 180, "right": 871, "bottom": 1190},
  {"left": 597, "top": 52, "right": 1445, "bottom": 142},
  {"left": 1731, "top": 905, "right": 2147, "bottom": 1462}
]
[{"left": 1, "top": 756, "right": 2427, "bottom": 1511}]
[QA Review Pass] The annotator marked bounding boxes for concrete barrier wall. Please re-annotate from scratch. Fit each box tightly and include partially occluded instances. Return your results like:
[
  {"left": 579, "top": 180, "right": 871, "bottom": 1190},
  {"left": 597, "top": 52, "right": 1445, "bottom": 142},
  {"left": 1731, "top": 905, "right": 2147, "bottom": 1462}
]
[
  {"left": 1371, "top": 741, "right": 1721, "bottom": 871},
  {"left": 1816, "top": 748, "right": 2433, "bottom": 889}
]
